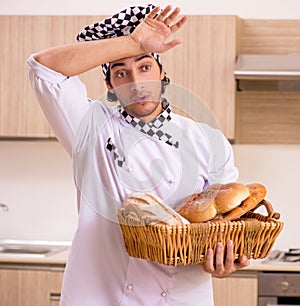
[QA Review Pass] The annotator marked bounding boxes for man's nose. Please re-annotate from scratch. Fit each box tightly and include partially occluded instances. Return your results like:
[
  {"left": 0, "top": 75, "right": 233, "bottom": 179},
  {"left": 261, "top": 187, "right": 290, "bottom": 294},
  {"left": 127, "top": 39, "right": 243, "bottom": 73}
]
[{"left": 129, "top": 71, "right": 144, "bottom": 91}]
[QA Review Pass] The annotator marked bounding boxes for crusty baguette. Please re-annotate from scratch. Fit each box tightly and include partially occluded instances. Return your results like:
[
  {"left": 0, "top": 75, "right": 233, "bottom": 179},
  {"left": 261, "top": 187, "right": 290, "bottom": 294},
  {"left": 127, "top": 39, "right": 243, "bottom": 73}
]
[{"left": 121, "top": 192, "right": 190, "bottom": 226}]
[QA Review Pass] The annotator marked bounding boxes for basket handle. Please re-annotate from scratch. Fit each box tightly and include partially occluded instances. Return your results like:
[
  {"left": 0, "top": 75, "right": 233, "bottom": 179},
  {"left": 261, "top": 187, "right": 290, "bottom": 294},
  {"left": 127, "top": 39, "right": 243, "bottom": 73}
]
[{"left": 251, "top": 199, "right": 281, "bottom": 220}]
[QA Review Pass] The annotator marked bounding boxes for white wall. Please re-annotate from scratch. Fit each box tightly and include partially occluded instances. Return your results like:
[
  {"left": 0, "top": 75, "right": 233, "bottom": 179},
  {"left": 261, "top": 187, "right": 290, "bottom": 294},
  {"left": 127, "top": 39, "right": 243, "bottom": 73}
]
[
  {"left": 232, "top": 145, "right": 300, "bottom": 250},
  {"left": 0, "top": 141, "right": 77, "bottom": 242},
  {"left": 1, "top": 0, "right": 300, "bottom": 19}
]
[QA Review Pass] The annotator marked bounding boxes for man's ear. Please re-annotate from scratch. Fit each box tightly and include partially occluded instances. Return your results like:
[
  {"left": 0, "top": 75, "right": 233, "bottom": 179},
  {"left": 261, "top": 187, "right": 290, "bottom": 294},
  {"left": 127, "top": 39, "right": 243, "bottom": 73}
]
[
  {"left": 160, "top": 67, "right": 165, "bottom": 80},
  {"left": 106, "top": 80, "right": 113, "bottom": 91}
]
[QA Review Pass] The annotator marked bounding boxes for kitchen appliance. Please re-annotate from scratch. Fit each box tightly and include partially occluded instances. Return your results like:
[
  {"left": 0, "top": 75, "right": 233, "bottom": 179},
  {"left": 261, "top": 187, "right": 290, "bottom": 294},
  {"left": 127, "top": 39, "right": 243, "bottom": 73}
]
[
  {"left": 258, "top": 249, "right": 300, "bottom": 306},
  {"left": 234, "top": 54, "right": 300, "bottom": 91}
]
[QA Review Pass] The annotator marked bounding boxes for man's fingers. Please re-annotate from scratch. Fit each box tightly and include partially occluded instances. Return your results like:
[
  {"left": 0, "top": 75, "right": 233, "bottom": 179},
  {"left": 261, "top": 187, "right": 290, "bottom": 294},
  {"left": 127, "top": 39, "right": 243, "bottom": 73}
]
[
  {"left": 169, "top": 16, "right": 188, "bottom": 33},
  {"left": 162, "top": 7, "right": 180, "bottom": 25},
  {"left": 201, "top": 242, "right": 250, "bottom": 278},
  {"left": 146, "top": 6, "right": 161, "bottom": 19},
  {"left": 214, "top": 242, "right": 225, "bottom": 273},
  {"left": 155, "top": 5, "right": 172, "bottom": 22},
  {"left": 204, "top": 248, "right": 215, "bottom": 273},
  {"left": 225, "top": 240, "right": 235, "bottom": 266},
  {"left": 162, "top": 39, "right": 182, "bottom": 51},
  {"left": 235, "top": 255, "right": 250, "bottom": 269}
]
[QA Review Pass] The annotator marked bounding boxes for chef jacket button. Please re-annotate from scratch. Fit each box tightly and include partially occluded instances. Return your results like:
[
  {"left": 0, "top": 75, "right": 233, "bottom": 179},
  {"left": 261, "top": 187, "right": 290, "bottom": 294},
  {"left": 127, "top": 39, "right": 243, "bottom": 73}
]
[
  {"left": 126, "top": 166, "right": 133, "bottom": 172},
  {"left": 127, "top": 284, "right": 133, "bottom": 290},
  {"left": 161, "top": 291, "right": 167, "bottom": 297},
  {"left": 168, "top": 178, "right": 175, "bottom": 184}
]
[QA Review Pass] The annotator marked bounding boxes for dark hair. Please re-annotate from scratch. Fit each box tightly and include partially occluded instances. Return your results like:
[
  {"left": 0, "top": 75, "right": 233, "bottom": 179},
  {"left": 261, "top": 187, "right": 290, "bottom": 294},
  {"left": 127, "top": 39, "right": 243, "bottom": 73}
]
[{"left": 105, "top": 62, "right": 170, "bottom": 102}]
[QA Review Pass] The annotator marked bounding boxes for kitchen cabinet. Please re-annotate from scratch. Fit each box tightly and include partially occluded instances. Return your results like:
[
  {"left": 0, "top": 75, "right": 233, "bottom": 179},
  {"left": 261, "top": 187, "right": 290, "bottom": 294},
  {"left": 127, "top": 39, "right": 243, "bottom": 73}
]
[
  {"left": 0, "top": 17, "right": 52, "bottom": 137},
  {"left": 235, "top": 19, "right": 300, "bottom": 144},
  {"left": 3, "top": 16, "right": 300, "bottom": 142},
  {"left": 0, "top": 15, "right": 238, "bottom": 140},
  {"left": 235, "top": 91, "right": 300, "bottom": 144},
  {"left": 0, "top": 265, "right": 257, "bottom": 306},
  {"left": 0, "top": 16, "right": 104, "bottom": 138},
  {"left": 0, "top": 264, "right": 64, "bottom": 306},
  {"left": 212, "top": 271, "right": 258, "bottom": 306},
  {"left": 161, "top": 15, "right": 239, "bottom": 140}
]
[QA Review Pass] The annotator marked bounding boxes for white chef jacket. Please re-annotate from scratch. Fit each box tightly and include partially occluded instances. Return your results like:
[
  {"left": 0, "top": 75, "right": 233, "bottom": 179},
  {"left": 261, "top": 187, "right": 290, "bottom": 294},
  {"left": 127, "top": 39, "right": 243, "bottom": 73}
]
[{"left": 27, "top": 54, "right": 239, "bottom": 306}]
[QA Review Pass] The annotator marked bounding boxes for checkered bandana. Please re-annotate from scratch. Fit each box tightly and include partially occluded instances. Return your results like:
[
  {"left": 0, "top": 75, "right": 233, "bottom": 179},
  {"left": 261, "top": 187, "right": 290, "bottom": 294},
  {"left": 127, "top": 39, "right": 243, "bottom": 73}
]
[
  {"left": 119, "top": 98, "right": 179, "bottom": 148},
  {"left": 76, "top": 4, "right": 161, "bottom": 78}
]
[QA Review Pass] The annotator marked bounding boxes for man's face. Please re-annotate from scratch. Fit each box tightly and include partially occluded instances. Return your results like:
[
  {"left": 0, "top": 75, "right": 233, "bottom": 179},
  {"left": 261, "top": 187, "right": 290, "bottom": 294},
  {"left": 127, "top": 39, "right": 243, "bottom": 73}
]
[{"left": 107, "top": 54, "right": 164, "bottom": 122}]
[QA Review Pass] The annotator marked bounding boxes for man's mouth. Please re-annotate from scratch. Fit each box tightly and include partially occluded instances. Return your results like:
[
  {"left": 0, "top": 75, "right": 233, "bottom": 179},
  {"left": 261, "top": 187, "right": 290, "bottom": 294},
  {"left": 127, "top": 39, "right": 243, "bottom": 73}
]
[{"left": 133, "top": 95, "right": 150, "bottom": 104}]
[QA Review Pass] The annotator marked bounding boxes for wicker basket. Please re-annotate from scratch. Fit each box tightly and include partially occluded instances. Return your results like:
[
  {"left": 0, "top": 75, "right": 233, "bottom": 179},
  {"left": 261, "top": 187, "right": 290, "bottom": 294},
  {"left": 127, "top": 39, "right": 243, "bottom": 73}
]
[{"left": 118, "top": 200, "right": 284, "bottom": 266}]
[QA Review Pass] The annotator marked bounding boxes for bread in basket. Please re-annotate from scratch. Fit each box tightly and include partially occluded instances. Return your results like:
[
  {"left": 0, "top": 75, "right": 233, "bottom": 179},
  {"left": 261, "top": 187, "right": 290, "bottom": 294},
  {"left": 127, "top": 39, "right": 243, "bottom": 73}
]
[{"left": 118, "top": 183, "right": 284, "bottom": 266}]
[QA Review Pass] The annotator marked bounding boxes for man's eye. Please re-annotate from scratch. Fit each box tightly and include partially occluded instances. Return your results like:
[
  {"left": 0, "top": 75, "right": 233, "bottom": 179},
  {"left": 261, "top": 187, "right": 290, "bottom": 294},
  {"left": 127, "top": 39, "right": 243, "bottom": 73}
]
[
  {"left": 116, "top": 71, "right": 127, "bottom": 78},
  {"left": 141, "top": 65, "right": 151, "bottom": 72}
]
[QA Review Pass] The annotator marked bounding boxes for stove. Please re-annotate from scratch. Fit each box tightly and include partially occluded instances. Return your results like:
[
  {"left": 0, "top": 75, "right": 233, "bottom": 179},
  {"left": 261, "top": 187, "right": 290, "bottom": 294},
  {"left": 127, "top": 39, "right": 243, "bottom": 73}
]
[
  {"left": 264, "top": 249, "right": 300, "bottom": 263},
  {"left": 258, "top": 249, "right": 300, "bottom": 306}
]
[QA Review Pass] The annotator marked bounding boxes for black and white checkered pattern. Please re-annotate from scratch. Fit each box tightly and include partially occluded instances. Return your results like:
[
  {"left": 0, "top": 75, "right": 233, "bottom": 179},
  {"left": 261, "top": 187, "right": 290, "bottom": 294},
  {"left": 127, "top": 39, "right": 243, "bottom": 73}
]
[
  {"left": 120, "top": 99, "right": 179, "bottom": 148},
  {"left": 106, "top": 138, "right": 126, "bottom": 167},
  {"left": 76, "top": 4, "right": 161, "bottom": 78}
]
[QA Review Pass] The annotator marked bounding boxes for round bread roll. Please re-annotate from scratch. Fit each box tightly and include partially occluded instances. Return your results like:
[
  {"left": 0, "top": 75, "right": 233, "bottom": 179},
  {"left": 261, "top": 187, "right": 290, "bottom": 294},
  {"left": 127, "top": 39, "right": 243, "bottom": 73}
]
[
  {"left": 176, "top": 182, "right": 250, "bottom": 223},
  {"left": 214, "top": 182, "right": 250, "bottom": 214},
  {"left": 223, "top": 183, "right": 267, "bottom": 221},
  {"left": 175, "top": 194, "right": 217, "bottom": 223},
  {"left": 121, "top": 192, "right": 190, "bottom": 226}
]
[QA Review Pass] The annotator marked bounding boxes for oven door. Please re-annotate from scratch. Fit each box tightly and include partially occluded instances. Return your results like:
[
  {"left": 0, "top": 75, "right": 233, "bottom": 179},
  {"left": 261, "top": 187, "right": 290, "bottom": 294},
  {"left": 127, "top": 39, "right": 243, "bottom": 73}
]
[
  {"left": 258, "top": 272, "right": 300, "bottom": 306},
  {"left": 259, "top": 296, "right": 300, "bottom": 306}
]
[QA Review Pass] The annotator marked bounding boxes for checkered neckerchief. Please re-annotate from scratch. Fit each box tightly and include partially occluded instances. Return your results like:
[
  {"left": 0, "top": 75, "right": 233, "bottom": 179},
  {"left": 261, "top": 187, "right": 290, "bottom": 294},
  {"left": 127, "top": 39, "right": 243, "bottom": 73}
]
[
  {"left": 106, "top": 137, "right": 126, "bottom": 167},
  {"left": 119, "top": 99, "right": 179, "bottom": 148}
]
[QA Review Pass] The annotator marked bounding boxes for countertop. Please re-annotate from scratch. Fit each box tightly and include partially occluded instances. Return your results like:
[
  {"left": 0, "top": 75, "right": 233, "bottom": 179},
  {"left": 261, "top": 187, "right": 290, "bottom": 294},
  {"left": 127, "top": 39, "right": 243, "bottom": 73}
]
[
  {"left": 245, "top": 259, "right": 300, "bottom": 272},
  {"left": 0, "top": 249, "right": 69, "bottom": 266},
  {"left": 1, "top": 249, "right": 300, "bottom": 272}
]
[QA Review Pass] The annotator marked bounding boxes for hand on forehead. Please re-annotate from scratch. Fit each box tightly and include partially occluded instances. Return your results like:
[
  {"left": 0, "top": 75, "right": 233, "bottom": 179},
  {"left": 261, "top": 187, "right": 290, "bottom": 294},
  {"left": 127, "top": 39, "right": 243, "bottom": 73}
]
[{"left": 76, "top": 4, "right": 161, "bottom": 78}]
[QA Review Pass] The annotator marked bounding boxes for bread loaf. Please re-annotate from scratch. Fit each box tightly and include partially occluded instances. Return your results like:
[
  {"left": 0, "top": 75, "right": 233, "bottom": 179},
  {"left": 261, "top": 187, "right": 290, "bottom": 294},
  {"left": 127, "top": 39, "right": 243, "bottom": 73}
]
[
  {"left": 176, "top": 183, "right": 250, "bottom": 223},
  {"left": 213, "top": 182, "right": 251, "bottom": 214},
  {"left": 223, "top": 183, "right": 267, "bottom": 221},
  {"left": 120, "top": 192, "right": 190, "bottom": 226},
  {"left": 175, "top": 194, "right": 218, "bottom": 223}
]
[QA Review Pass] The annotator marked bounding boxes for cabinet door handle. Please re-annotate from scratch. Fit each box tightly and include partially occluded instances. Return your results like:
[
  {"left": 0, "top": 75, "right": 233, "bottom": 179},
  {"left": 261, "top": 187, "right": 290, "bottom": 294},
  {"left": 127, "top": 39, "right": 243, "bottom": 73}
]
[{"left": 50, "top": 293, "right": 61, "bottom": 301}]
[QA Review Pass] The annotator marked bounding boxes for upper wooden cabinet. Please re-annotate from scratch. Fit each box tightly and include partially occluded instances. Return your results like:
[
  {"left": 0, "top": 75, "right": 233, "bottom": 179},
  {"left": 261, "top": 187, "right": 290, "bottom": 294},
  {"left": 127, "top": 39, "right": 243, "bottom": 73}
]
[
  {"left": 161, "top": 16, "right": 238, "bottom": 139},
  {"left": 0, "top": 16, "right": 105, "bottom": 138},
  {"left": 0, "top": 15, "right": 238, "bottom": 139},
  {"left": 235, "top": 19, "right": 300, "bottom": 144},
  {"left": 0, "top": 16, "right": 50, "bottom": 137}
]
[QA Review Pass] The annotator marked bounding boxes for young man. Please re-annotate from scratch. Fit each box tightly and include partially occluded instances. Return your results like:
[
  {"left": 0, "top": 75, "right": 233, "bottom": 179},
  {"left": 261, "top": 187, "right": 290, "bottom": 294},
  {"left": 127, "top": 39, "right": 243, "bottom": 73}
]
[{"left": 28, "top": 5, "right": 249, "bottom": 306}]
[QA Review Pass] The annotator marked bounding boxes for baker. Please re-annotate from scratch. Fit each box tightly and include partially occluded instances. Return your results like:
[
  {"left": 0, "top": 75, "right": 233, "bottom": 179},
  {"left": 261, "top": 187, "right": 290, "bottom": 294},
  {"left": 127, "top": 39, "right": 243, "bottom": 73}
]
[{"left": 27, "top": 4, "right": 249, "bottom": 306}]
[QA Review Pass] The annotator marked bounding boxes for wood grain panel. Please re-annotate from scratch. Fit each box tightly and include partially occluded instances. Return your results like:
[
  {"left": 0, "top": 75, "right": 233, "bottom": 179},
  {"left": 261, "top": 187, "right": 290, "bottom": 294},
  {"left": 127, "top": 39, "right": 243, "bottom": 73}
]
[
  {"left": 161, "top": 15, "right": 238, "bottom": 138},
  {"left": 236, "top": 91, "right": 300, "bottom": 143},
  {"left": 213, "top": 276, "right": 258, "bottom": 306},
  {"left": 0, "top": 268, "right": 49, "bottom": 306},
  {"left": 239, "top": 19, "right": 300, "bottom": 54},
  {"left": 236, "top": 19, "right": 300, "bottom": 144},
  {"left": 0, "top": 15, "right": 237, "bottom": 138},
  {"left": 0, "top": 16, "right": 107, "bottom": 137}
]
